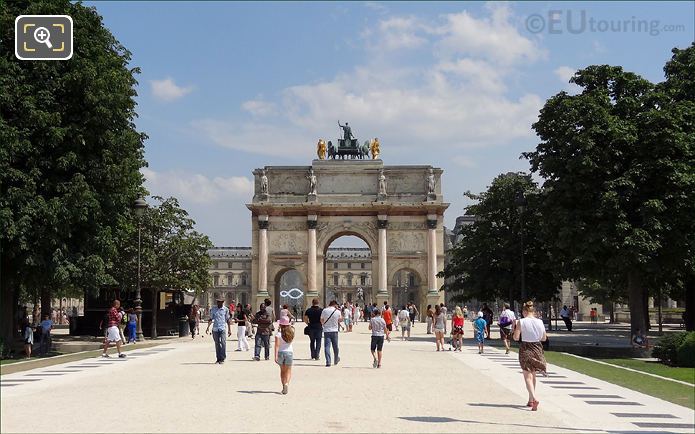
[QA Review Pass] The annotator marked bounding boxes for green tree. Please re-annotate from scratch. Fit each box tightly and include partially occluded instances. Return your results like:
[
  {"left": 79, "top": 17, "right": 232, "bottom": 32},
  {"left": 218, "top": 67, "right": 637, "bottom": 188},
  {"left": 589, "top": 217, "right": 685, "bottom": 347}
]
[
  {"left": 524, "top": 45, "right": 695, "bottom": 334},
  {"left": 112, "top": 197, "right": 212, "bottom": 338},
  {"left": 0, "top": 0, "right": 146, "bottom": 342},
  {"left": 576, "top": 278, "right": 627, "bottom": 324},
  {"left": 441, "top": 172, "right": 561, "bottom": 304}
]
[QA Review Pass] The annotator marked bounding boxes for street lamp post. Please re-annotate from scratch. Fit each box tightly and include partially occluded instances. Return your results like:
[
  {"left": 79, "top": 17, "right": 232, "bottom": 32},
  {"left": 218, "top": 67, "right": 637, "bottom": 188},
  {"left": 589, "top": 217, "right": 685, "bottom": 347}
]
[
  {"left": 515, "top": 191, "right": 527, "bottom": 306},
  {"left": 133, "top": 196, "right": 148, "bottom": 341}
]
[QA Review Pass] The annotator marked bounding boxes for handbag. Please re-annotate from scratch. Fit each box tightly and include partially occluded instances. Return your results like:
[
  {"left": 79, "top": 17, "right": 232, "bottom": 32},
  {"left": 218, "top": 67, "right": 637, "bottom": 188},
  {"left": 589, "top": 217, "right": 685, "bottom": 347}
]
[{"left": 304, "top": 325, "right": 310, "bottom": 335}]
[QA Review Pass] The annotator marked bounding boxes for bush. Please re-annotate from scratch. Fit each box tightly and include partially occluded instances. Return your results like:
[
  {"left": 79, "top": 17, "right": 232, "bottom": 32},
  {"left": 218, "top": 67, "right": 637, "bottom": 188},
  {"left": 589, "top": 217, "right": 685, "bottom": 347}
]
[
  {"left": 676, "top": 332, "right": 695, "bottom": 368},
  {"left": 653, "top": 332, "right": 688, "bottom": 365}
]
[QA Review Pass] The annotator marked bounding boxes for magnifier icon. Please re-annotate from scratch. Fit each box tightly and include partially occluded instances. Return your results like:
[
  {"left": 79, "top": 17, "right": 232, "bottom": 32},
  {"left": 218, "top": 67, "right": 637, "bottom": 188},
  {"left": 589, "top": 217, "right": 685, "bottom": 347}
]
[{"left": 33, "top": 26, "right": 53, "bottom": 49}]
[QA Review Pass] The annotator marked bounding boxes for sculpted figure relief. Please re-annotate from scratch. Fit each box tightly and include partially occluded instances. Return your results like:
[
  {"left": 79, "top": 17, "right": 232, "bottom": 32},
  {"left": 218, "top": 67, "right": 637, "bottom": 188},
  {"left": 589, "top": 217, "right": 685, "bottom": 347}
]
[
  {"left": 307, "top": 168, "right": 317, "bottom": 195},
  {"left": 426, "top": 168, "right": 436, "bottom": 196},
  {"left": 260, "top": 169, "right": 268, "bottom": 195},
  {"left": 378, "top": 169, "right": 387, "bottom": 196}
]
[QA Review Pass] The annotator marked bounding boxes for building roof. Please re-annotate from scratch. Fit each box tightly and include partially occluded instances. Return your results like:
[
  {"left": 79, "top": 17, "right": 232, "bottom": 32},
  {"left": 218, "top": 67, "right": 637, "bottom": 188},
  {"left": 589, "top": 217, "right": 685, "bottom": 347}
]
[{"left": 208, "top": 247, "right": 252, "bottom": 258}]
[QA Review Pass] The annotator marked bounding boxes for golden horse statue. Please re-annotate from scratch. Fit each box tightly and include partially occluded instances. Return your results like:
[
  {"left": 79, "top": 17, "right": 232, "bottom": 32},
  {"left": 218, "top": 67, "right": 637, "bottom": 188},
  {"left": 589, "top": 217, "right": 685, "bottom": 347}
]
[
  {"left": 317, "top": 139, "right": 327, "bottom": 160},
  {"left": 370, "top": 138, "right": 380, "bottom": 160}
]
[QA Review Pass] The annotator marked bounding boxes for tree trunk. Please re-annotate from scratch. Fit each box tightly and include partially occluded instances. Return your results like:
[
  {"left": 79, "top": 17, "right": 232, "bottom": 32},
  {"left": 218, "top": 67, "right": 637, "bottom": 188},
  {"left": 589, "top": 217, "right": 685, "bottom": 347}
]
[
  {"left": 685, "top": 273, "right": 695, "bottom": 332},
  {"left": 609, "top": 302, "right": 615, "bottom": 324},
  {"left": 41, "top": 287, "right": 51, "bottom": 320},
  {"left": 642, "top": 286, "right": 651, "bottom": 331},
  {"left": 151, "top": 289, "right": 158, "bottom": 339},
  {"left": 0, "top": 251, "right": 17, "bottom": 346},
  {"left": 627, "top": 270, "right": 647, "bottom": 335}
]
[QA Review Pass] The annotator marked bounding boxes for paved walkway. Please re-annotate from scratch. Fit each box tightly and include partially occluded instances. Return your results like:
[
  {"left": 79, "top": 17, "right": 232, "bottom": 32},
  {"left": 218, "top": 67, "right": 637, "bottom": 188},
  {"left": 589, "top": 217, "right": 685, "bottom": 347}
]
[{"left": 1, "top": 322, "right": 692, "bottom": 433}]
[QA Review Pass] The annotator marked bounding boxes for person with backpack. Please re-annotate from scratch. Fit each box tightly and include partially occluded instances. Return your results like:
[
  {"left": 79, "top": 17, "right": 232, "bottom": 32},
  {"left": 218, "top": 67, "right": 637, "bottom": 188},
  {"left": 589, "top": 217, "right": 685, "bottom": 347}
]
[
  {"left": 498, "top": 303, "right": 516, "bottom": 354},
  {"left": 275, "top": 317, "right": 295, "bottom": 394},
  {"left": 398, "top": 306, "right": 411, "bottom": 341},
  {"left": 408, "top": 302, "right": 419, "bottom": 327}
]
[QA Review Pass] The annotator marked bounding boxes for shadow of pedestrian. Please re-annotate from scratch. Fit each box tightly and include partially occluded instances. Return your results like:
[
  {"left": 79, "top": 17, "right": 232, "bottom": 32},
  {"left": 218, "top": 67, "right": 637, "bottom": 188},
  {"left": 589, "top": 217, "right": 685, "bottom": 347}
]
[{"left": 237, "top": 390, "right": 281, "bottom": 395}]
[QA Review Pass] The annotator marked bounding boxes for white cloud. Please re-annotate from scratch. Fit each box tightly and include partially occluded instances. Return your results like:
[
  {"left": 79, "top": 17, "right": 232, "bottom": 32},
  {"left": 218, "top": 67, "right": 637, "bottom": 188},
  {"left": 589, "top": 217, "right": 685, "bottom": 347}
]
[
  {"left": 554, "top": 66, "right": 576, "bottom": 83},
  {"left": 435, "top": 3, "right": 544, "bottom": 65},
  {"left": 141, "top": 168, "right": 252, "bottom": 204},
  {"left": 194, "top": 3, "right": 544, "bottom": 158},
  {"left": 369, "top": 16, "right": 428, "bottom": 51},
  {"left": 242, "top": 99, "right": 278, "bottom": 117},
  {"left": 150, "top": 78, "right": 193, "bottom": 102}
]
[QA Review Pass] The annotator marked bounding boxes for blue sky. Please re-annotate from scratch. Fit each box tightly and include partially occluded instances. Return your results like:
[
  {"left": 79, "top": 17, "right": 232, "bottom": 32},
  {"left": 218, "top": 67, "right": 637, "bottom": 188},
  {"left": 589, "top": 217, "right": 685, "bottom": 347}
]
[{"left": 86, "top": 1, "right": 694, "bottom": 247}]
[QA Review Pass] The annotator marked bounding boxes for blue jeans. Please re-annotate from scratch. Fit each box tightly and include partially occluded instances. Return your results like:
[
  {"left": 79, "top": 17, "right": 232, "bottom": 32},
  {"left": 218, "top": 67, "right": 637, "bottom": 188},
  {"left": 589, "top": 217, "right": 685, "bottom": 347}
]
[
  {"left": 127, "top": 322, "right": 137, "bottom": 342},
  {"left": 254, "top": 334, "right": 270, "bottom": 359},
  {"left": 40, "top": 331, "right": 51, "bottom": 355},
  {"left": 323, "top": 331, "right": 339, "bottom": 365},
  {"left": 212, "top": 330, "right": 227, "bottom": 362},
  {"left": 309, "top": 328, "right": 322, "bottom": 359}
]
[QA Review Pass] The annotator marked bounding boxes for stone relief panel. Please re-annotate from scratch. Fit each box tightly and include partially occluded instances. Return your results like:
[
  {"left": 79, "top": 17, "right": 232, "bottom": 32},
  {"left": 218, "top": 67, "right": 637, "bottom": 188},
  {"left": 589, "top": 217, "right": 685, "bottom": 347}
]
[
  {"left": 269, "top": 232, "right": 307, "bottom": 253},
  {"left": 387, "top": 221, "right": 427, "bottom": 231},
  {"left": 387, "top": 230, "right": 426, "bottom": 253},
  {"left": 267, "top": 221, "right": 307, "bottom": 232}
]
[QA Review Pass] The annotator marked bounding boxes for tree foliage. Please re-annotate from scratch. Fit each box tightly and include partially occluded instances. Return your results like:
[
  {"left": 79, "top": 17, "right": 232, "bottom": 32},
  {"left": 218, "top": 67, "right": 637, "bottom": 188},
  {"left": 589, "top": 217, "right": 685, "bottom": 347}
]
[
  {"left": 1, "top": 0, "right": 147, "bottom": 340},
  {"left": 112, "top": 196, "right": 213, "bottom": 297},
  {"left": 441, "top": 172, "right": 561, "bottom": 304},
  {"left": 524, "top": 44, "right": 695, "bottom": 333}
]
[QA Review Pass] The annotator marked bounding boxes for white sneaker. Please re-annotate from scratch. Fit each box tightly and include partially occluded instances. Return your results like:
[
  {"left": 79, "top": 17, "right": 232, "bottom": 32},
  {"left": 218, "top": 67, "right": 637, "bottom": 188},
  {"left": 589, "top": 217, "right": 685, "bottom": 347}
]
[{"left": 101, "top": 353, "right": 110, "bottom": 358}]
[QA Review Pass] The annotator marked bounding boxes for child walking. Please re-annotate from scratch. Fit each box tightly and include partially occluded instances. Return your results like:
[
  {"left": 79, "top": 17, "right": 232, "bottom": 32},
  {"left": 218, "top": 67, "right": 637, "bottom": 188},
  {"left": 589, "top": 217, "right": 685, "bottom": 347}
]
[
  {"left": 274, "top": 317, "right": 295, "bottom": 395},
  {"left": 368, "top": 309, "right": 390, "bottom": 368},
  {"left": 474, "top": 311, "right": 487, "bottom": 354}
]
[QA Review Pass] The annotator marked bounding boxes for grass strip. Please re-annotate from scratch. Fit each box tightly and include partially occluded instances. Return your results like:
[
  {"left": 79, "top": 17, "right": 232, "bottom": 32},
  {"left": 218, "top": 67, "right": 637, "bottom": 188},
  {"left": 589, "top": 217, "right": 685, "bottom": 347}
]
[
  {"left": 600, "top": 358, "right": 694, "bottom": 384},
  {"left": 542, "top": 351, "right": 694, "bottom": 410}
]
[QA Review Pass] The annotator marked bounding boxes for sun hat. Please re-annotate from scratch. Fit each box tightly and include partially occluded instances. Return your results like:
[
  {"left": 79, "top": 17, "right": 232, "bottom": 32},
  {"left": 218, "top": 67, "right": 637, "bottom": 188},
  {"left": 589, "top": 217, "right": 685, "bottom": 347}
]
[
  {"left": 477, "top": 311, "right": 483, "bottom": 318},
  {"left": 278, "top": 317, "right": 290, "bottom": 326},
  {"left": 215, "top": 296, "right": 225, "bottom": 302}
]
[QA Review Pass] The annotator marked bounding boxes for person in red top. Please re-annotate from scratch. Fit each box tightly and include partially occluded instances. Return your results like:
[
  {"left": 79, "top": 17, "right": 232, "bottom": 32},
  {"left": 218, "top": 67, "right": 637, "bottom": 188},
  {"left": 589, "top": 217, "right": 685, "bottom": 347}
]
[
  {"left": 451, "top": 306, "right": 465, "bottom": 351},
  {"left": 382, "top": 304, "right": 393, "bottom": 332}
]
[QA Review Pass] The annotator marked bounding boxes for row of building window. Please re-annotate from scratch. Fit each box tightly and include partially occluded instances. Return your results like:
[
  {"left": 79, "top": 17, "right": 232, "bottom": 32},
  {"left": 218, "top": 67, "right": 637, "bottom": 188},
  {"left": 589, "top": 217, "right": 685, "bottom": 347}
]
[
  {"left": 332, "top": 262, "right": 368, "bottom": 269},
  {"left": 333, "top": 274, "right": 369, "bottom": 287},
  {"left": 212, "top": 261, "right": 251, "bottom": 269},
  {"left": 212, "top": 273, "right": 249, "bottom": 287}
]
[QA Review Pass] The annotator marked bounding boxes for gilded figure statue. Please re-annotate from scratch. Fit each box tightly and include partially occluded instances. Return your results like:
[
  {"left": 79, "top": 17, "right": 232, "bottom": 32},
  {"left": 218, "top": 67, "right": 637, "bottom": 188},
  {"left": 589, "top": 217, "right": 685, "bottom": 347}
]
[
  {"left": 370, "top": 138, "right": 380, "bottom": 160},
  {"left": 316, "top": 139, "right": 327, "bottom": 160}
]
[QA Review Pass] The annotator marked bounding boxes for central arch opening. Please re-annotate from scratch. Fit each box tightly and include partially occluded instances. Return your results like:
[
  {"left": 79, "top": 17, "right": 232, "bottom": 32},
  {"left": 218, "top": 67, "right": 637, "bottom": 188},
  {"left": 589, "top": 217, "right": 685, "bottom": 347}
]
[{"left": 323, "top": 235, "right": 372, "bottom": 310}]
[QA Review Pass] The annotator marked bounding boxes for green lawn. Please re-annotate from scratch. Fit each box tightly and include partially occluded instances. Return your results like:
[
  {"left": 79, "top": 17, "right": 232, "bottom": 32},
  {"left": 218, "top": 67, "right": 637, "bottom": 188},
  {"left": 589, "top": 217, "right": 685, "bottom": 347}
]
[
  {"left": 600, "top": 358, "right": 695, "bottom": 384},
  {"left": 542, "top": 351, "right": 694, "bottom": 410}
]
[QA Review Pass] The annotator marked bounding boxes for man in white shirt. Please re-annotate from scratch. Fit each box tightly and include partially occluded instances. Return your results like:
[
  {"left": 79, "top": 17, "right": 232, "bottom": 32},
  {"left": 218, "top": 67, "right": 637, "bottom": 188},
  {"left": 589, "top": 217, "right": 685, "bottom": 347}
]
[{"left": 321, "top": 300, "right": 343, "bottom": 367}]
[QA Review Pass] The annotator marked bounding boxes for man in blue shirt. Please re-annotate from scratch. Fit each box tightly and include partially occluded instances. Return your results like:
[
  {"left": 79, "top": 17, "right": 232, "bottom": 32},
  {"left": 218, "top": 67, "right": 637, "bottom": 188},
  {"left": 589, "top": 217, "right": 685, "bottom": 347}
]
[
  {"left": 206, "top": 297, "right": 232, "bottom": 364},
  {"left": 39, "top": 314, "right": 53, "bottom": 356}
]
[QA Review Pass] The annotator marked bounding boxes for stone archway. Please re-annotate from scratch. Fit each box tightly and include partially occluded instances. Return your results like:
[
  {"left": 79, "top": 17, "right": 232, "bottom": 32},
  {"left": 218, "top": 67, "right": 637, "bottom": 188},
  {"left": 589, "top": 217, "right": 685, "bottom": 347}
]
[
  {"left": 320, "top": 231, "right": 374, "bottom": 307},
  {"left": 390, "top": 267, "right": 423, "bottom": 311},
  {"left": 247, "top": 159, "right": 448, "bottom": 312},
  {"left": 273, "top": 268, "right": 306, "bottom": 319}
]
